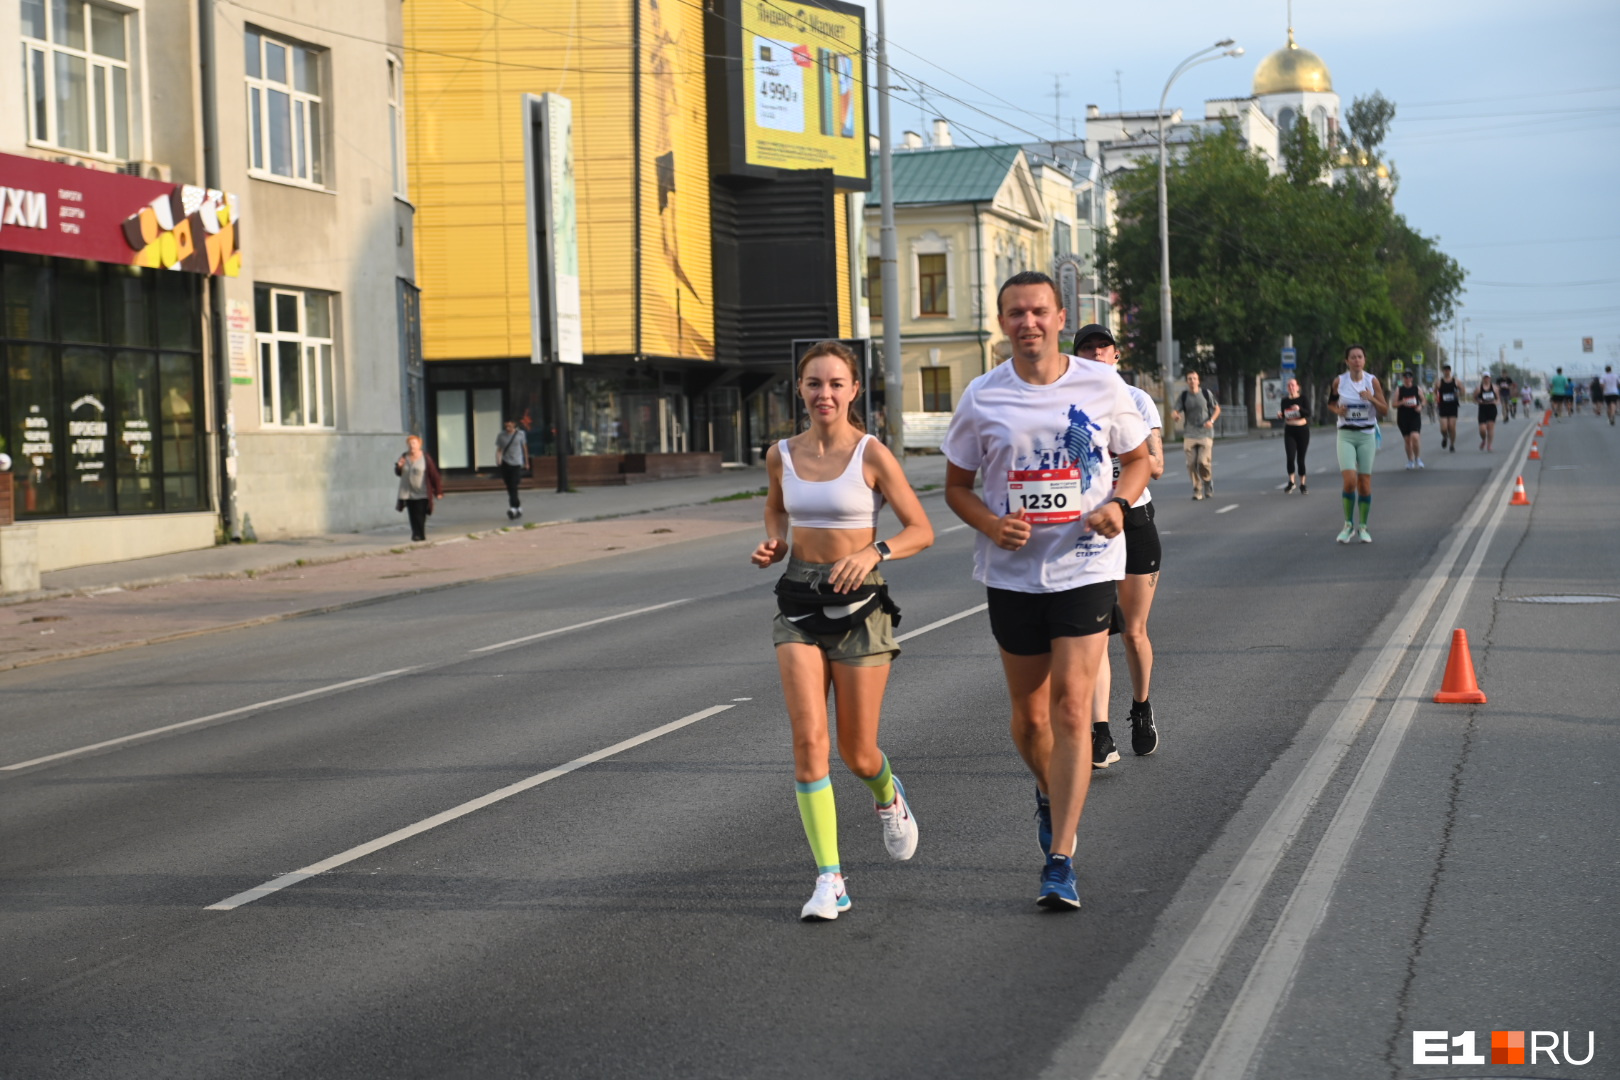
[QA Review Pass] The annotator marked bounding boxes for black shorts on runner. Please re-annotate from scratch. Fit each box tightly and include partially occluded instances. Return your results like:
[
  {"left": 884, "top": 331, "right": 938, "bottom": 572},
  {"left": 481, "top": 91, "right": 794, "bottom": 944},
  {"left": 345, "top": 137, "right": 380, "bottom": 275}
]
[
  {"left": 1123, "top": 502, "right": 1161, "bottom": 576},
  {"left": 1437, "top": 403, "right": 1459, "bottom": 418},
  {"left": 1478, "top": 404, "right": 1497, "bottom": 424},
  {"left": 1606, "top": 394, "right": 1619, "bottom": 404},
  {"left": 1397, "top": 411, "right": 1421, "bottom": 436},
  {"left": 987, "top": 580, "right": 1117, "bottom": 656}
]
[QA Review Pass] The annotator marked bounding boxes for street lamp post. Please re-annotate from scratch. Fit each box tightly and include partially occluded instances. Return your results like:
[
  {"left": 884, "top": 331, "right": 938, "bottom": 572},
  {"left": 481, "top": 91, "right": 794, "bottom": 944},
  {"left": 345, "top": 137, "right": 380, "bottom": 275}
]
[{"left": 1157, "top": 40, "right": 1243, "bottom": 428}]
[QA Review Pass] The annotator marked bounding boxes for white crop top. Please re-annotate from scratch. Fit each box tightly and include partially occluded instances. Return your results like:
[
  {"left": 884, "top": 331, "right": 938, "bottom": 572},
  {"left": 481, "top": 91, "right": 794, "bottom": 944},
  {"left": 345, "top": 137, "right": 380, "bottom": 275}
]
[
  {"left": 780, "top": 435, "right": 883, "bottom": 529},
  {"left": 1336, "top": 372, "right": 1379, "bottom": 430}
]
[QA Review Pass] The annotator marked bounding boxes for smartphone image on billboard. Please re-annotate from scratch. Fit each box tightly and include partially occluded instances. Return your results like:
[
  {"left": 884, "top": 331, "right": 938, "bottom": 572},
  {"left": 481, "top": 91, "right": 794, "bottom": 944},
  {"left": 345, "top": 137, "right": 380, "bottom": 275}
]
[{"left": 818, "top": 49, "right": 836, "bottom": 136}]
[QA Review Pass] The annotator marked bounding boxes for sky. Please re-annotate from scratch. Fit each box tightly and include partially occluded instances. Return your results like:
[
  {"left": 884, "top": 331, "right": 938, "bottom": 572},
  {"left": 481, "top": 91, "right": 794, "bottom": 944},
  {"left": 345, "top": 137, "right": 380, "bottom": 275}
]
[{"left": 873, "top": 0, "right": 1620, "bottom": 380}]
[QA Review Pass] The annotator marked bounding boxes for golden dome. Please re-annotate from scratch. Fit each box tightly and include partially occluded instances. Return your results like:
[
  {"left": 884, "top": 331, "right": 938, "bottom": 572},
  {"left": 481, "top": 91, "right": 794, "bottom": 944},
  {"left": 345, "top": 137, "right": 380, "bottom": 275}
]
[{"left": 1252, "top": 29, "right": 1333, "bottom": 95}]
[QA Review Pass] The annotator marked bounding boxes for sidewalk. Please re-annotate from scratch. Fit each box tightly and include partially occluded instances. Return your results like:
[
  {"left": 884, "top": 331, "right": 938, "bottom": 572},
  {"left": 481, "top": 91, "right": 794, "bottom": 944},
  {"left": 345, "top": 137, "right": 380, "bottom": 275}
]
[{"left": 0, "top": 454, "right": 952, "bottom": 672}]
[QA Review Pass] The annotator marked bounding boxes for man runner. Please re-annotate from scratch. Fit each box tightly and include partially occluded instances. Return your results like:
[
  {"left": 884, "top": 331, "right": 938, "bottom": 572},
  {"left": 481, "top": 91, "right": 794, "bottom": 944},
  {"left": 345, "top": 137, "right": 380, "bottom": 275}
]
[
  {"left": 1435, "top": 365, "right": 1461, "bottom": 451},
  {"left": 942, "top": 272, "right": 1151, "bottom": 910},
  {"left": 1549, "top": 368, "right": 1571, "bottom": 419},
  {"left": 1073, "top": 323, "right": 1163, "bottom": 765},
  {"left": 1601, "top": 365, "right": 1619, "bottom": 425}
]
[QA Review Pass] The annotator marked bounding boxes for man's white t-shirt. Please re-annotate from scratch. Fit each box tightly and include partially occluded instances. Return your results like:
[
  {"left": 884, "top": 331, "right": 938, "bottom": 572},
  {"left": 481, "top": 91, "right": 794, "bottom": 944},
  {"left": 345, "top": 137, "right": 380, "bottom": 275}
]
[
  {"left": 1113, "top": 384, "right": 1160, "bottom": 508},
  {"left": 941, "top": 355, "right": 1150, "bottom": 593},
  {"left": 1601, "top": 371, "right": 1620, "bottom": 396}
]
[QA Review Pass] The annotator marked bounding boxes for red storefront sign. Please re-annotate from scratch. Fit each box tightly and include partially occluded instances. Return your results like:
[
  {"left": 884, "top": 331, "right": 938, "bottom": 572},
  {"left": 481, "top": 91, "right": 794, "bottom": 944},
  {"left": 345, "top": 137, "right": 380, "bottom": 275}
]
[{"left": 0, "top": 152, "right": 241, "bottom": 276}]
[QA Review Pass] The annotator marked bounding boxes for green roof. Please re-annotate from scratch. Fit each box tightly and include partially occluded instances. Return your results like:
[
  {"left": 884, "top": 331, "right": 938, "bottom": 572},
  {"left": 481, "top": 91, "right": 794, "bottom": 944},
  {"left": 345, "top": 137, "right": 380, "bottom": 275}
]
[{"left": 867, "top": 145, "right": 1022, "bottom": 206}]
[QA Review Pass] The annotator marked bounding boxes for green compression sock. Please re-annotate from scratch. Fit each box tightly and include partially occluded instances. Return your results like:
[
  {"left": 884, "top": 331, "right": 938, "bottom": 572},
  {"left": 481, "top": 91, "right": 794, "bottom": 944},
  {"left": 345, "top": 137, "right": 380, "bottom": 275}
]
[
  {"left": 1359, "top": 493, "right": 1372, "bottom": 525},
  {"left": 859, "top": 753, "right": 896, "bottom": 807},
  {"left": 795, "top": 776, "right": 841, "bottom": 875},
  {"left": 1342, "top": 491, "right": 1356, "bottom": 523}
]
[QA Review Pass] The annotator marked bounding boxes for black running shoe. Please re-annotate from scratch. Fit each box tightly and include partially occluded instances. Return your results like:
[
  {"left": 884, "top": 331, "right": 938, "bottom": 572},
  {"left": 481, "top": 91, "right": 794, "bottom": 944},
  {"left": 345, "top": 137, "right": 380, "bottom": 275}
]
[
  {"left": 1129, "top": 701, "right": 1159, "bottom": 756},
  {"left": 1092, "top": 722, "right": 1120, "bottom": 769}
]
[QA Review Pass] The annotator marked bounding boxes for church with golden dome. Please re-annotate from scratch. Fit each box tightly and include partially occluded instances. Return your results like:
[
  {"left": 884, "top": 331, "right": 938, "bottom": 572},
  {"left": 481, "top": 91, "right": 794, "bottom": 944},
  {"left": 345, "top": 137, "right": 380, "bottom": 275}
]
[{"left": 1250, "top": 26, "right": 1342, "bottom": 151}]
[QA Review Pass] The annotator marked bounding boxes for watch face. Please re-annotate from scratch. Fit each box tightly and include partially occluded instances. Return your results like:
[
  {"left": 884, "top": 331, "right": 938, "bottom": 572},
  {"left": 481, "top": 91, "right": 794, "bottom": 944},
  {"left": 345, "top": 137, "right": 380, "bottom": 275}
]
[{"left": 875, "top": 541, "right": 892, "bottom": 560}]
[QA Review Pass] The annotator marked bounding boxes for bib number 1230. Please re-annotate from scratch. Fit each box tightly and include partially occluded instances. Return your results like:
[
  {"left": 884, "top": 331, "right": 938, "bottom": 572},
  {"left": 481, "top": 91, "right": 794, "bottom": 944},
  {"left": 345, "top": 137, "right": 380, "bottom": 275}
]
[{"left": 1007, "top": 467, "right": 1083, "bottom": 523}]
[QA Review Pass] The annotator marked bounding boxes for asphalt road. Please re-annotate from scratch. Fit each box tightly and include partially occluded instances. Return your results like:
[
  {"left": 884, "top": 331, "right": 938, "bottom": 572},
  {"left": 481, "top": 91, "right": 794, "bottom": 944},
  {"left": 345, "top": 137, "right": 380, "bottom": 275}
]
[{"left": 2, "top": 415, "right": 1613, "bottom": 1079}]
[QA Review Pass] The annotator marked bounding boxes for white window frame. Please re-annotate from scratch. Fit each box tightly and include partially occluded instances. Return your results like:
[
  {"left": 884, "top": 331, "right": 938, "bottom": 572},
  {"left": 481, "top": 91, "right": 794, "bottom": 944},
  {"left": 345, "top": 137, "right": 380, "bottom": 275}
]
[
  {"left": 256, "top": 286, "right": 337, "bottom": 429},
  {"left": 910, "top": 231, "right": 954, "bottom": 320},
  {"left": 245, "top": 29, "right": 326, "bottom": 188},
  {"left": 387, "top": 53, "right": 408, "bottom": 199},
  {"left": 21, "top": 0, "right": 134, "bottom": 161}
]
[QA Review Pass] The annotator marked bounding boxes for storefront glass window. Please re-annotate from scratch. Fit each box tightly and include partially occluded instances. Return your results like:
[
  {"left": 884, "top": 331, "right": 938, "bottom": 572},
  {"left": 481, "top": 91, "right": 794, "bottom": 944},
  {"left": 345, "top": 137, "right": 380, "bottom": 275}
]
[
  {"left": 7, "top": 344, "right": 62, "bottom": 515},
  {"left": 63, "top": 346, "right": 111, "bottom": 514},
  {"left": 159, "top": 352, "right": 202, "bottom": 510},
  {"left": 113, "top": 350, "right": 159, "bottom": 511},
  {"left": 2, "top": 256, "right": 51, "bottom": 340},
  {"left": 1, "top": 254, "right": 204, "bottom": 519}
]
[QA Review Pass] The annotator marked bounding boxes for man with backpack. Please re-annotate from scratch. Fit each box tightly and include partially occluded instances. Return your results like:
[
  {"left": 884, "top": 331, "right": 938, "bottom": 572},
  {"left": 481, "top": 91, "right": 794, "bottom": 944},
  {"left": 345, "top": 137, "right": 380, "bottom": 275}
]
[{"left": 1171, "top": 372, "right": 1221, "bottom": 500}]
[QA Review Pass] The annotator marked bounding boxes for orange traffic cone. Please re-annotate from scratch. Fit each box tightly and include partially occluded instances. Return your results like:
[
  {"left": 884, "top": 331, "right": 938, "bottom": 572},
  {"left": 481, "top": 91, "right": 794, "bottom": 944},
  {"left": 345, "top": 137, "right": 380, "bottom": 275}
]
[
  {"left": 1529, "top": 443, "right": 1541, "bottom": 460},
  {"left": 1535, "top": 426, "right": 1544, "bottom": 437},
  {"left": 1509, "top": 476, "right": 1530, "bottom": 505},
  {"left": 1543, "top": 409, "right": 1552, "bottom": 424},
  {"left": 1434, "top": 629, "right": 1488, "bottom": 704}
]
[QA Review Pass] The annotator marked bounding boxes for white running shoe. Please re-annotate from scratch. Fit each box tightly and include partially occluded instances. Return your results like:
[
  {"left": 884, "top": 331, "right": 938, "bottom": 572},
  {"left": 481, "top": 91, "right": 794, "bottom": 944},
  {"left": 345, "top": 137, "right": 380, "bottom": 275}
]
[
  {"left": 876, "top": 776, "right": 919, "bottom": 860},
  {"left": 800, "top": 872, "right": 850, "bottom": 921},
  {"left": 1416, "top": 459, "right": 1426, "bottom": 469},
  {"left": 1358, "top": 526, "right": 1373, "bottom": 544},
  {"left": 1336, "top": 523, "right": 1355, "bottom": 544}
]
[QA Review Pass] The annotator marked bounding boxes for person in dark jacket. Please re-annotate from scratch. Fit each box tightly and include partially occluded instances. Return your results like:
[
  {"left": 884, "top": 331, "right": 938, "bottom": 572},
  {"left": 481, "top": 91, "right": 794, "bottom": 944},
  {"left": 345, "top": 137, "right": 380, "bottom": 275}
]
[{"left": 395, "top": 435, "right": 444, "bottom": 541}]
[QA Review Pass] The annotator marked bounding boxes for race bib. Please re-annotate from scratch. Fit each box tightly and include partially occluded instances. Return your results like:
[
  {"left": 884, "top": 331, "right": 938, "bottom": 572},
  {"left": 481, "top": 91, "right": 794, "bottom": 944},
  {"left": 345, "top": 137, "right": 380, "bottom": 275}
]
[
  {"left": 1343, "top": 403, "right": 1372, "bottom": 423},
  {"left": 1480, "top": 391, "right": 1495, "bottom": 403},
  {"left": 1440, "top": 391, "right": 1456, "bottom": 403},
  {"left": 1284, "top": 405, "right": 1301, "bottom": 419},
  {"left": 1008, "top": 467, "right": 1082, "bottom": 523}
]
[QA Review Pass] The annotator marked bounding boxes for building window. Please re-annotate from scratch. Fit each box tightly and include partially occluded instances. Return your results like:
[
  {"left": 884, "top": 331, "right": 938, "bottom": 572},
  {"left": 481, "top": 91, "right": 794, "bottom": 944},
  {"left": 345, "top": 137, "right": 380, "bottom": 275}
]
[
  {"left": 245, "top": 29, "right": 325, "bottom": 186},
  {"left": 387, "top": 54, "right": 407, "bottom": 198},
  {"left": 866, "top": 255, "right": 882, "bottom": 314},
  {"left": 917, "top": 253, "right": 948, "bottom": 316},
  {"left": 254, "top": 284, "right": 336, "bottom": 427},
  {"left": 1052, "top": 219, "right": 1072, "bottom": 261},
  {"left": 21, "top": 0, "right": 132, "bottom": 160},
  {"left": 921, "top": 367, "right": 951, "bottom": 412}
]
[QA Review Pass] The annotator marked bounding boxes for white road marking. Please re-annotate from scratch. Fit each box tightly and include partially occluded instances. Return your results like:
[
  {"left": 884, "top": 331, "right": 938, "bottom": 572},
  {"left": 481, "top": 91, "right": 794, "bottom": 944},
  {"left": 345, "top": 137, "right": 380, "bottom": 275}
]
[
  {"left": 206, "top": 704, "right": 738, "bottom": 910},
  {"left": 1193, "top": 426, "right": 1526, "bottom": 1080},
  {"left": 1083, "top": 423, "right": 1532, "bottom": 1080},
  {"left": 940, "top": 523, "right": 971, "bottom": 534},
  {"left": 1274, "top": 483, "right": 1289, "bottom": 490},
  {"left": 894, "top": 604, "right": 989, "bottom": 643},
  {"left": 470, "top": 598, "right": 692, "bottom": 652},
  {"left": 0, "top": 669, "right": 418, "bottom": 772},
  {"left": 731, "top": 697, "right": 752, "bottom": 702},
  {"left": 1215, "top": 504, "right": 1239, "bottom": 515}
]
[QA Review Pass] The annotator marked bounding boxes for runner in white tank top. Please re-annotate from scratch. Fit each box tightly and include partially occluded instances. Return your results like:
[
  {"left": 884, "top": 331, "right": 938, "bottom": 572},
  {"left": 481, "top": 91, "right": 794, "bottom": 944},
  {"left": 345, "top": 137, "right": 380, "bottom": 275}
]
[
  {"left": 1327, "top": 345, "right": 1388, "bottom": 544},
  {"left": 751, "top": 341, "right": 934, "bottom": 922}
]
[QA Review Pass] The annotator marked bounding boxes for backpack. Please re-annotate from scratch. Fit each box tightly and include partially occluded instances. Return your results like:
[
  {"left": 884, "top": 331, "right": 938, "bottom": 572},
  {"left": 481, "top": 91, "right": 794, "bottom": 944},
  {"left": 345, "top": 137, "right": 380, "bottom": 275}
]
[{"left": 1178, "top": 388, "right": 1216, "bottom": 417}]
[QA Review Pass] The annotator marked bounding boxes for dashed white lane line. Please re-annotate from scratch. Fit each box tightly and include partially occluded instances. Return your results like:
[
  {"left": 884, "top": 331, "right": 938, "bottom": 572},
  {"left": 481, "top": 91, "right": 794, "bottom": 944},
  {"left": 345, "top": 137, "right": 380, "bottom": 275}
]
[
  {"left": 895, "top": 603, "right": 989, "bottom": 642},
  {"left": 207, "top": 704, "right": 739, "bottom": 910},
  {"left": 1, "top": 669, "right": 418, "bottom": 772},
  {"left": 1215, "top": 504, "right": 1239, "bottom": 515},
  {"left": 471, "top": 598, "right": 692, "bottom": 652},
  {"left": 1275, "top": 483, "right": 1289, "bottom": 490}
]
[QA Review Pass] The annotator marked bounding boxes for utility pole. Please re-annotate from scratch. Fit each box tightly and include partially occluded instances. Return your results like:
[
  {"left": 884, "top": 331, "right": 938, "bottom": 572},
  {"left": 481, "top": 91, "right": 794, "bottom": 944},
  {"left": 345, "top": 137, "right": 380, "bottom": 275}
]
[
  {"left": 876, "top": 0, "right": 903, "bottom": 455},
  {"left": 198, "top": 0, "right": 239, "bottom": 541},
  {"left": 1048, "top": 74, "right": 1067, "bottom": 138}
]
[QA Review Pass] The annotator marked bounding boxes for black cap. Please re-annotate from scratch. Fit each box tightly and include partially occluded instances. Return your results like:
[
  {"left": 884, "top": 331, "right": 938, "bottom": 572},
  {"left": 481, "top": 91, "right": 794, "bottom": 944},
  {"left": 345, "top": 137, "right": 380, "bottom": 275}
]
[{"left": 1073, "top": 323, "right": 1115, "bottom": 347}]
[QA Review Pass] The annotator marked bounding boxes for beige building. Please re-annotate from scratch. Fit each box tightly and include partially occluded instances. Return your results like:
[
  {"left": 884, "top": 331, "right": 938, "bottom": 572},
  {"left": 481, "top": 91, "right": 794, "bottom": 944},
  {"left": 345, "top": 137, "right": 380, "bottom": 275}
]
[
  {"left": 865, "top": 135, "right": 1056, "bottom": 447},
  {"left": 0, "top": 0, "right": 416, "bottom": 582}
]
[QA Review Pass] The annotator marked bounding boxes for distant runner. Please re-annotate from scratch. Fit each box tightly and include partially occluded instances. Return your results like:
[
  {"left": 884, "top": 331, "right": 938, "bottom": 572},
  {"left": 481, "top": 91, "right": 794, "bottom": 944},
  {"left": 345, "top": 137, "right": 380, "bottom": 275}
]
[
  {"left": 1549, "top": 368, "right": 1572, "bottom": 419},
  {"left": 1475, "top": 374, "right": 1498, "bottom": 452},
  {"left": 1279, "top": 377, "right": 1311, "bottom": 493},
  {"left": 942, "top": 272, "right": 1150, "bottom": 910},
  {"left": 1395, "top": 370, "right": 1425, "bottom": 470},
  {"left": 1601, "top": 365, "right": 1619, "bottom": 425},
  {"left": 1327, "top": 345, "right": 1387, "bottom": 544},
  {"left": 1435, "top": 365, "right": 1461, "bottom": 451}
]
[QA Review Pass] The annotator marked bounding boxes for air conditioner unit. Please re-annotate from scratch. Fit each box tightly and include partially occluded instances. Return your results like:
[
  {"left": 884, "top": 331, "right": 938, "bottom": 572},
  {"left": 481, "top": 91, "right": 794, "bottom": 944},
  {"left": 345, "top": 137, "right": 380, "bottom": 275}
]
[{"left": 120, "top": 160, "right": 172, "bottom": 183}]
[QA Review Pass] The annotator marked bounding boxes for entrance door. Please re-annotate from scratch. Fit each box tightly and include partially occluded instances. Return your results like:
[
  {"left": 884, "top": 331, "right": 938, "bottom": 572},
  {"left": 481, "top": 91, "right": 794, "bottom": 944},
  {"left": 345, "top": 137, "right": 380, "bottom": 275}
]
[{"left": 434, "top": 387, "right": 504, "bottom": 470}]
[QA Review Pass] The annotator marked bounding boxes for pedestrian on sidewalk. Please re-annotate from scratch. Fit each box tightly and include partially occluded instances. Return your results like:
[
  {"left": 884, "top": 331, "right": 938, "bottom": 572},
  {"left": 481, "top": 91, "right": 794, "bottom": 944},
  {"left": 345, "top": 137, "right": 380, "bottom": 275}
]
[
  {"left": 496, "top": 420, "right": 529, "bottom": 520},
  {"left": 753, "top": 340, "right": 934, "bottom": 922},
  {"left": 1278, "top": 377, "right": 1311, "bottom": 493},
  {"left": 1172, "top": 372, "right": 1220, "bottom": 500},
  {"left": 394, "top": 435, "right": 443, "bottom": 542}
]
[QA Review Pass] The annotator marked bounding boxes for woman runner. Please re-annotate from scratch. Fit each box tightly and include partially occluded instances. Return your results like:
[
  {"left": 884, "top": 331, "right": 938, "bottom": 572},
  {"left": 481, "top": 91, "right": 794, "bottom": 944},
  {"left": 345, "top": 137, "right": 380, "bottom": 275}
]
[
  {"left": 752, "top": 341, "right": 934, "bottom": 921},
  {"left": 1278, "top": 377, "right": 1311, "bottom": 493},
  {"left": 1435, "top": 365, "right": 1461, "bottom": 451},
  {"left": 1327, "top": 345, "right": 1387, "bottom": 544},
  {"left": 1474, "top": 374, "right": 1498, "bottom": 451},
  {"left": 1395, "top": 371, "right": 1424, "bottom": 469}
]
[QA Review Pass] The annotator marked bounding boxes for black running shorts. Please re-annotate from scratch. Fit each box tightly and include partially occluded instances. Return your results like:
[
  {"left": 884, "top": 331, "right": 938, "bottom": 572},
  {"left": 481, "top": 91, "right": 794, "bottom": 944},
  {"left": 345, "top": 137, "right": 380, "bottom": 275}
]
[
  {"left": 1123, "top": 502, "right": 1161, "bottom": 576},
  {"left": 1397, "top": 410, "right": 1421, "bottom": 436},
  {"left": 986, "top": 580, "right": 1117, "bottom": 656}
]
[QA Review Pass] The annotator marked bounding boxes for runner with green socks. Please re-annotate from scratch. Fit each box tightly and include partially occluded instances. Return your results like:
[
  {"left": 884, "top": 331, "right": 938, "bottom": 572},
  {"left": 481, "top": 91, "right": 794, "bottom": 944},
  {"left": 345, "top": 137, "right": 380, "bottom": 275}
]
[
  {"left": 1327, "top": 345, "right": 1387, "bottom": 544},
  {"left": 753, "top": 341, "right": 935, "bottom": 921}
]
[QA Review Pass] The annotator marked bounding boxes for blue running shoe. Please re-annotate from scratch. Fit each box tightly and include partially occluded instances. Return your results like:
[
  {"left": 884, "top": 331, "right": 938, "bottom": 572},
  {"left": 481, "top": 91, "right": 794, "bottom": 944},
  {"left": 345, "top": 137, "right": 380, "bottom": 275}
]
[
  {"left": 1035, "top": 788, "right": 1052, "bottom": 855},
  {"left": 1037, "top": 853, "right": 1081, "bottom": 910}
]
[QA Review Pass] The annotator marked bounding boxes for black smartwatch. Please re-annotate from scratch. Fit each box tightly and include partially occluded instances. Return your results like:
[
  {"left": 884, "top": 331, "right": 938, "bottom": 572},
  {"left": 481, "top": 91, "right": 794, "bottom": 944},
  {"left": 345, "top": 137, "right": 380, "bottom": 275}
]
[
  {"left": 873, "top": 540, "right": 892, "bottom": 561},
  {"left": 1109, "top": 496, "right": 1131, "bottom": 515}
]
